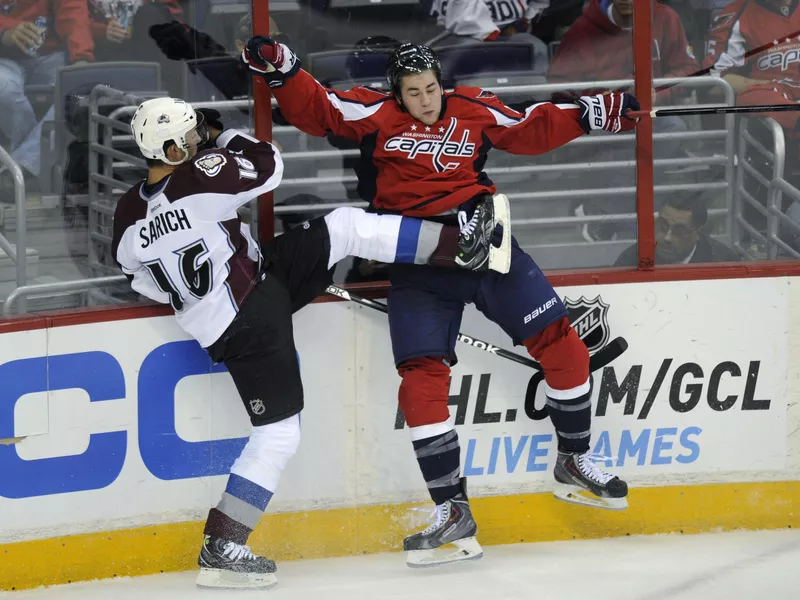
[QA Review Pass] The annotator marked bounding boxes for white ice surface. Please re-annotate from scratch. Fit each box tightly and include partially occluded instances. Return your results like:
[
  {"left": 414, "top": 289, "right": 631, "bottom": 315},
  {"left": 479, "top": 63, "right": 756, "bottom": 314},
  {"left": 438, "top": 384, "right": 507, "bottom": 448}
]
[{"left": 6, "top": 530, "right": 800, "bottom": 600}]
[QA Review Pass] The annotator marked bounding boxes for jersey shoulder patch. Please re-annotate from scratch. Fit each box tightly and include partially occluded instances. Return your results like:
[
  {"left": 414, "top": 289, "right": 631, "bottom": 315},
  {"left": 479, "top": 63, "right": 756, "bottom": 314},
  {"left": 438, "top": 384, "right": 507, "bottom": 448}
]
[{"left": 194, "top": 152, "right": 228, "bottom": 177}]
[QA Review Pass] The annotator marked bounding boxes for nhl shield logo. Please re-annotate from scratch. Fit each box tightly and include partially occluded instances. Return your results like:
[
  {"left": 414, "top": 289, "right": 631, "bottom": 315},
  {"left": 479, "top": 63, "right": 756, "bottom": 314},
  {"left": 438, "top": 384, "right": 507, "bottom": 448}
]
[
  {"left": 564, "top": 295, "right": 610, "bottom": 354},
  {"left": 249, "top": 398, "right": 266, "bottom": 415}
]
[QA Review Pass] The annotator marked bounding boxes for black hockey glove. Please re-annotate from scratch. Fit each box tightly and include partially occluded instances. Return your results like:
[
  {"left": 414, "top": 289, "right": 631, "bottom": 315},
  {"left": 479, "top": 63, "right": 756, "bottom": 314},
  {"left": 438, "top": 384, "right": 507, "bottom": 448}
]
[
  {"left": 196, "top": 107, "right": 223, "bottom": 131},
  {"left": 240, "top": 35, "right": 301, "bottom": 88},
  {"left": 195, "top": 108, "right": 223, "bottom": 150},
  {"left": 149, "top": 20, "right": 227, "bottom": 61},
  {"left": 577, "top": 92, "right": 640, "bottom": 134}
]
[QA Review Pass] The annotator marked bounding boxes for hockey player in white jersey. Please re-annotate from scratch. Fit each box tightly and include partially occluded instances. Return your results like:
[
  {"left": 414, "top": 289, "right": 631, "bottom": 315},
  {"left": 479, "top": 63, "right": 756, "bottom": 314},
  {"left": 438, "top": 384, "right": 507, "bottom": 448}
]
[{"left": 111, "top": 97, "right": 511, "bottom": 590}]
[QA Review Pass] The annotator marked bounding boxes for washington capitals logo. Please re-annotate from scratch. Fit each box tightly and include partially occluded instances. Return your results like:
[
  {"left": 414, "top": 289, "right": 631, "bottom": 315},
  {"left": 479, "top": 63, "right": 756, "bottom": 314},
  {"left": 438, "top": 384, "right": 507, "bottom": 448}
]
[
  {"left": 565, "top": 296, "right": 610, "bottom": 354},
  {"left": 383, "top": 117, "right": 476, "bottom": 172}
]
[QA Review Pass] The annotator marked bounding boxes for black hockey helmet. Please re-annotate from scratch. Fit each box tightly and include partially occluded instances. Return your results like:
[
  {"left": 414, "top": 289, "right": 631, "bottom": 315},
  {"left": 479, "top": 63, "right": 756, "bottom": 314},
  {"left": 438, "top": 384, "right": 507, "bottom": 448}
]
[{"left": 385, "top": 43, "right": 442, "bottom": 97}]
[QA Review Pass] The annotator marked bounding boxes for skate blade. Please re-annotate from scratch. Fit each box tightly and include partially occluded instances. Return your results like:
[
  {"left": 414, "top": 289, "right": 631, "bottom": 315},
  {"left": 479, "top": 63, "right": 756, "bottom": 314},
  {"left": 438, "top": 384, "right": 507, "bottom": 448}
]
[
  {"left": 553, "top": 483, "right": 629, "bottom": 511},
  {"left": 196, "top": 567, "right": 278, "bottom": 590},
  {"left": 488, "top": 194, "right": 511, "bottom": 274},
  {"left": 406, "top": 537, "right": 483, "bottom": 568}
]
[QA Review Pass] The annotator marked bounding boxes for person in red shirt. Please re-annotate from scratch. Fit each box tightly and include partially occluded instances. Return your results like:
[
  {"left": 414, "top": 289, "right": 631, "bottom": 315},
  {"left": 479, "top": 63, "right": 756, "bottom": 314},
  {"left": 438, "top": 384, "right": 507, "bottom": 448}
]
[
  {"left": 549, "top": 0, "right": 698, "bottom": 153},
  {"left": 0, "top": 0, "right": 93, "bottom": 188},
  {"left": 549, "top": 0, "right": 698, "bottom": 102},
  {"left": 548, "top": 0, "right": 699, "bottom": 240},
  {"left": 242, "top": 38, "right": 639, "bottom": 567},
  {"left": 705, "top": 0, "right": 800, "bottom": 140}
]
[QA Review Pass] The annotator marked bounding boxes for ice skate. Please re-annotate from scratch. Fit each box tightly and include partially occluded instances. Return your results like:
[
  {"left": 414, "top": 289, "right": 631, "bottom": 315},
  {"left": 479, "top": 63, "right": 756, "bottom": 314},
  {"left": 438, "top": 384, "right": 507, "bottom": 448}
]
[
  {"left": 404, "top": 481, "right": 483, "bottom": 568},
  {"left": 455, "top": 194, "right": 511, "bottom": 274},
  {"left": 553, "top": 451, "right": 629, "bottom": 510},
  {"left": 196, "top": 535, "right": 278, "bottom": 589}
]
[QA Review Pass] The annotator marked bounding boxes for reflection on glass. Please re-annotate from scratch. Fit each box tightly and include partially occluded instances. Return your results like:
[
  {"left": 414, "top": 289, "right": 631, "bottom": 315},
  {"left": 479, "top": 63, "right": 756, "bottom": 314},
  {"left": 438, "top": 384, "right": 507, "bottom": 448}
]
[
  {"left": 614, "top": 193, "right": 740, "bottom": 266},
  {"left": 701, "top": 0, "right": 800, "bottom": 261},
  {"left": 0, "top": 0, "right": 256, "bottom": 314},
  {"left": 2, "top": 0, "right": 800, "bottom": 316}
]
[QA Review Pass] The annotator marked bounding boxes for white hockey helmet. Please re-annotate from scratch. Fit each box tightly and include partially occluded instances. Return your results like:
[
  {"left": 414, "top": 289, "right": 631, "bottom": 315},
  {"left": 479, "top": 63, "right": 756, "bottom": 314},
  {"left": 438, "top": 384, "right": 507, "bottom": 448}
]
[{"left": 131, "top": 97, "right": 206, "bottom": 166}]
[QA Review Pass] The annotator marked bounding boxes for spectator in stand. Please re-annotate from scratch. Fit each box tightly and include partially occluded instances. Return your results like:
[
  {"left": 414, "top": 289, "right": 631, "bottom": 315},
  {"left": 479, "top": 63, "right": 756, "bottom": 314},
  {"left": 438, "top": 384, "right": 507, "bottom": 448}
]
[
  {"left": 548, "top": 0, "right": 699, "bottom": 156},
  {"left": 427, "top": 0, "right": 551, "bottom": 76},
  {"left": 547, "top": 0, "right": 699, "bottom": 242},
  {"left": 659, "top": 0, "right": 737, "bottom": 60},
  {"left": 0, "top": 0, "right": 93, "bottom": 193},
  {"left": 614, "top": 194, "right": 739, "bottom": 265},
  {"left": 705, "top": 0, "right": 800, "bottom": 146},
  {"left": 88, "top": 0, "right": 181, "bottom": 62}
]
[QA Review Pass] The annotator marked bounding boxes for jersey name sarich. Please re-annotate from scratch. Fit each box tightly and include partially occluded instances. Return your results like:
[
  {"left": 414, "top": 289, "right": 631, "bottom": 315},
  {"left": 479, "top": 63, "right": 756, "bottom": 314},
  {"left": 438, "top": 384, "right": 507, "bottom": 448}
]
[
  {"left": 383, "top": 117, "right": 476, "bottom": 172},
  {"left": 140, "top": 208, "right": 192, "bottom": 248}
]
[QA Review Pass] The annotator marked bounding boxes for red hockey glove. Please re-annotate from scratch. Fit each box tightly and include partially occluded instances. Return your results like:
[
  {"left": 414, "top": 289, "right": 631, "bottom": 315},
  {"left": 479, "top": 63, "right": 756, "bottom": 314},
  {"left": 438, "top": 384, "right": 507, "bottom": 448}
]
[
  {"left": 577, "top": 92, "right": 641, "bottom": 134},
  {"left": 241, "top": 35, "right": 300, "bottom": 87}
]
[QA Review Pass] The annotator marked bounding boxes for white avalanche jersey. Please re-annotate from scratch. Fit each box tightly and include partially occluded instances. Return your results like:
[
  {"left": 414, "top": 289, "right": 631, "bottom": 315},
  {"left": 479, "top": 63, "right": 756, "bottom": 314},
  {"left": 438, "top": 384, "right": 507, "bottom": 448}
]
[
  {"left": 430, "top": 0, "right": 550, "bottom": 40},
  {"left": 112, "top": 130, "right": 283, "bottom": 347}
]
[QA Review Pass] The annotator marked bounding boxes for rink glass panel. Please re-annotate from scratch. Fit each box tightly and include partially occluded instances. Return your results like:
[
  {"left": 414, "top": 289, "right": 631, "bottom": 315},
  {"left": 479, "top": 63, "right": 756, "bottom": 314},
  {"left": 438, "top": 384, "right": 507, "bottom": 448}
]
[
  {"left": 0, "top": 0, "right": 256, "bottom": 315},
  {"left": 3, "top": 0, "right": 800, "bottom": 317}
]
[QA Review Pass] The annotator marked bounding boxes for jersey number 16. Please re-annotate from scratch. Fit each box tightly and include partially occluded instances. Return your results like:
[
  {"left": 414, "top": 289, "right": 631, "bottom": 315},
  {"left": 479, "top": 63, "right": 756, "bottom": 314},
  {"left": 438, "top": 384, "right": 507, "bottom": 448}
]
[{"left": 143, "top": 240, "right": 212, "bottom": 311}]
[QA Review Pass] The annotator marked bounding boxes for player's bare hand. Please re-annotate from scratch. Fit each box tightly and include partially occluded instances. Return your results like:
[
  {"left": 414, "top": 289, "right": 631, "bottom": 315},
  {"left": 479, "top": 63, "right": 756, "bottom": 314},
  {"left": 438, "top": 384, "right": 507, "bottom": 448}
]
[
  {"left": 106, "top": 20, "right": 130, "bottom": 43},
  {"left": 2, "top": 22, "right": 42, "bottom": 52}
]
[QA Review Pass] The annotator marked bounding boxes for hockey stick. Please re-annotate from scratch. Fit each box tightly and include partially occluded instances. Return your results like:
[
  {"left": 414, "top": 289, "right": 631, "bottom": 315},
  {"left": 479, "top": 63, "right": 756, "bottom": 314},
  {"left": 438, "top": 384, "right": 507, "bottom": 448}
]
[
  {"left": 327, "top": 284, "right": 545, "bottom": 370},
  {"left": 326, "top": 285, "right": 628, "bottom": 413},
  {"left": 628, "top": 103, "right": 800, "bottom": 118}
]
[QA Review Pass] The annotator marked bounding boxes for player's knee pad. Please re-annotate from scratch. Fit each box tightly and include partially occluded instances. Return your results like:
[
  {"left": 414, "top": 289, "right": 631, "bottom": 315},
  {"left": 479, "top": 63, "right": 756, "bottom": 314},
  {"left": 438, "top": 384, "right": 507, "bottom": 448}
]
[
  {"left": 230, "top": 414, "right": 301, "bottom": 492},
  {"left": 398, "top": 356, "right": 452, "bottom": 430},
  {"left": 324, "top": 207, "right": 401, "bottom": 268},
  {"left": 523, "top": 317, "right": 589, "bottom": 391}
]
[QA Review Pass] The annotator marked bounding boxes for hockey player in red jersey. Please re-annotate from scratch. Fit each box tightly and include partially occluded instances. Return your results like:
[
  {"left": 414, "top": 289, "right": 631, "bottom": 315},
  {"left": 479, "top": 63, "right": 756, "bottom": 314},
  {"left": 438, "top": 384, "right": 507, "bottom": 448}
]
[
  {"left": 705, "top": 0, "right": 800, "bottom": 138},
  {"left": 242, "top": 38, "right": 639, "bottom": 567},
  {"left": 112, "top": 97, "right": 508, "bottom": 589}
]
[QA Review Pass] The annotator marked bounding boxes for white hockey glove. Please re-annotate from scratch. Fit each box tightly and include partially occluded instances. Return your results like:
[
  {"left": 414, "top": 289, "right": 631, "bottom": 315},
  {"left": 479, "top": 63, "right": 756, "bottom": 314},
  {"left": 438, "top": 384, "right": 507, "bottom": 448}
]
[{"left": 577, "top": 92, "right": 640, "bottom": 134}]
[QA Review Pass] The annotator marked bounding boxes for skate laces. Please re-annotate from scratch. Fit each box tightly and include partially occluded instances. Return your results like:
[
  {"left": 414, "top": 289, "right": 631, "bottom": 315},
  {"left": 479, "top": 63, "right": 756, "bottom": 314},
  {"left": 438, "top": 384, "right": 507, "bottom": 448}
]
[
  {"left": 222, "top": 541, "right": 258, "bottom": 562},
  {"left": 577, "top": 452, "right": 616, "bottom": 485},
  {"left": 417, "top": 502, "right": 450, "bottom": 535},
  {"left": 458, "top": 209, "right": 479, "bottom": 237}
]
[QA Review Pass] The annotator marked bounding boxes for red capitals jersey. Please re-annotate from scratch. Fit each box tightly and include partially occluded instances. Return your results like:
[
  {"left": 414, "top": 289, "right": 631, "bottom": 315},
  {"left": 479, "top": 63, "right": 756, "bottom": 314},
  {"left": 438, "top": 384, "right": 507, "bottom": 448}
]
[
  {"left": 271, "top": 69, "right": 585, "bottom": 217},
  {"left": 706, "top": 0, "right": 800, "bottom": 82}
]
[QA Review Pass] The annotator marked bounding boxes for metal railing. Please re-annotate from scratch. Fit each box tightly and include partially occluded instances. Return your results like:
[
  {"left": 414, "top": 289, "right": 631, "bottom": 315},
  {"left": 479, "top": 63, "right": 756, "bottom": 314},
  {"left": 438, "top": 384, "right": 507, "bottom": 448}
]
[
  {"left": 733, "top": 116, "right": 799, "bottom": 260},
  {"left": 2, "top": 276, "right": 127, "bottom": 316},
  {"left": 0, "top": 75, "right": 750, "bottom": 313},
  {"left": 50, "top": 78, "right": 741, "bottom": 309},
  {"left": 0, "top": 145, "right": 27, "bottom": 314}
]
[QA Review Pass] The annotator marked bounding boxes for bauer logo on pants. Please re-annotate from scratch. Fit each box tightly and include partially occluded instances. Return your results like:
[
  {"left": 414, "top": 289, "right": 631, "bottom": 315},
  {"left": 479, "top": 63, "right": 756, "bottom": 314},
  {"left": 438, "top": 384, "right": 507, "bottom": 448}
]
[
  {"left": 249, "top": 398, "right": 266, "bottom": 415},
  {"left": 565, "top": 295, "right": 610, "bottom": 354}
]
